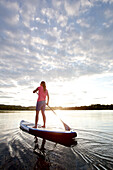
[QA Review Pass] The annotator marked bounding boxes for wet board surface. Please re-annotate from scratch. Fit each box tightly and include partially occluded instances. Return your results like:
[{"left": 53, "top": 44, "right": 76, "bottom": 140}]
[{"left": 23, "top": 121, "right": 67, "bottom": 132}]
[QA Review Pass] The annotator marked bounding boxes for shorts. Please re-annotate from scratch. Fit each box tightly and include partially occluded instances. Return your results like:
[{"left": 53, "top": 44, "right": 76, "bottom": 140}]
[{"left": 36, "top": 101, "right": 46, "bottom": 111}]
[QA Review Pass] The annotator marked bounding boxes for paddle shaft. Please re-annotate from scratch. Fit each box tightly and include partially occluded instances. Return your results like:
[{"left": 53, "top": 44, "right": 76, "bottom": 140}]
[{"left": 47, "top": 105, "right": 71, "bottom": 131}]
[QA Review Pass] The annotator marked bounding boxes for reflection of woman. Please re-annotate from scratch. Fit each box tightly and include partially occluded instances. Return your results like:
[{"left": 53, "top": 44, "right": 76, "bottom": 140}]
[
  {"left": 34, "top": 137, "right": 51, "bottom": 169},
  {"left": 33, "top": 81, "right": 49, "bottom": 128}
]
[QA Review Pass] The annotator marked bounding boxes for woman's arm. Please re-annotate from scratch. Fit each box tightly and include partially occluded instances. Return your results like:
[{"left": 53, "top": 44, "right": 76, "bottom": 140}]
[
  {"left": 33, "top": 87, "right": 39, "bottom": 93},
  {"left": 46, "top": 92, "right": 49, "bottom": 105}
]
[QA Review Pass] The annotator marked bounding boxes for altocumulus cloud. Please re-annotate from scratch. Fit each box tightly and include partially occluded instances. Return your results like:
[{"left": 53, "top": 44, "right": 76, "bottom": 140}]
[{"left": 0, "top": 0, "right": 113, "bottom": 106}]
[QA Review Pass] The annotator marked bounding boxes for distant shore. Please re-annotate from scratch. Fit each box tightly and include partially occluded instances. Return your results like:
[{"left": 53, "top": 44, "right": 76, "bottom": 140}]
[{"left": 0, "top": 104, "right": 113, "bottom": 110}]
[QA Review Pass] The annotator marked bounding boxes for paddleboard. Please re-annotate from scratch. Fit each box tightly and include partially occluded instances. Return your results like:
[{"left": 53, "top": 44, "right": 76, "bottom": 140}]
[{"left": 20, "top": 120, "right": 77, "bottom": 146}]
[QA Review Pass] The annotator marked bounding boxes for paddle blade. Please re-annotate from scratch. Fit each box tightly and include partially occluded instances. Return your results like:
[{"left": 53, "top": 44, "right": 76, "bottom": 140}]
[{"left": 62, "top": 121, "right": 71, "bottom": 131}]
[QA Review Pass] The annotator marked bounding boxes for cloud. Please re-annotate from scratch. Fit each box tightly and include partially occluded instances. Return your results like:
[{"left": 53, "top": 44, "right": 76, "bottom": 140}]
[
  {"left": 76, "top": 19, "right": 90, "bottom": 28},
  {"left": 64, "top": 0, "right": 93, "bottom": 16},
  {"left": 41, "top": 7, "right": 68, "bottom": 28},
  {"left": 64, "top": 0, "right": 80, "bottom": 16},
  {"left": 0, "top": 0, "right": 113, "bottom": 106},
  {"left": 102, "top": 0, "right": 113, "bottom": 3},
  {"left": 0, "top": 1, "right": 19, "bottom": 24},
  {"left": 104, "top": 9, "right": 113, "bottom": 19}
]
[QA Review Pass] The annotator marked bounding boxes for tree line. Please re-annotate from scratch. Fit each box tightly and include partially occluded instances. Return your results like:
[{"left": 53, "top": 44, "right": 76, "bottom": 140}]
[
  {"left": 0, "top": 104, "right": 113, "bottom": 110},
  {"left": 0, "top": 104, "right": 35, "bottom": 110}
]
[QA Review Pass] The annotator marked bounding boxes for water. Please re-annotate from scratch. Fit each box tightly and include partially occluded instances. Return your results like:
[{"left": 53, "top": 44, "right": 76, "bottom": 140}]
[{"left": 0, "top": 110, "right": 113, "bottom": 170}]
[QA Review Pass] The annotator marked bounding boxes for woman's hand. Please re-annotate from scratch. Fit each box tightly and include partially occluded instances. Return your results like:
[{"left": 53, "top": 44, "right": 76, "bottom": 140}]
[{"left": 33, "top": 88, "right": 38, "bottom": 93}]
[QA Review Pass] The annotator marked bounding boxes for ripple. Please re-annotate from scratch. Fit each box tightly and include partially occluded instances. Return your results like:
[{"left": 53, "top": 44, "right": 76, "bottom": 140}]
[
  {"left": 1, "top": 126, "right": 113, "bottom": 169},
  {"left": 71, "top": 129, "right": 113, "bottom": 170}
]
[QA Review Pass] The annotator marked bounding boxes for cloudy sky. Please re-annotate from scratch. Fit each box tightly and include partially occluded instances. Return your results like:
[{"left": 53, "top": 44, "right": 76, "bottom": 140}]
[{"left": 0, "top": 0, "right": 113, "bottom": 107}]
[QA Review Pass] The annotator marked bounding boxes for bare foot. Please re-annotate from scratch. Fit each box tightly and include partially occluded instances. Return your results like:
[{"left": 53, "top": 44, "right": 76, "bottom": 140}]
[
  {"left": 41, "top": 125, "right": 45, "bottom": 128},
  {"left": 33, "top": 126, "right": 37, "bottom": 128}
]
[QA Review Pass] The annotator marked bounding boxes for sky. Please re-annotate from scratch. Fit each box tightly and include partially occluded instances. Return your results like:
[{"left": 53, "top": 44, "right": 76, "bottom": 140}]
[{"left": 0, "top": 0, "right": 113, "bottom": 107}]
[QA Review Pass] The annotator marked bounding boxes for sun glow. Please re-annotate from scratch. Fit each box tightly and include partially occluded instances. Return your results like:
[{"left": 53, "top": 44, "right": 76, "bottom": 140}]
[
  {"left": 38, "top": 110, "right": 64, "bottom": 129},
  {"left": 48, "top": 77, "right": 95, "bottom": 107},
  {"left": 2, "top": 73, "right": 113, "bottom": 107}
]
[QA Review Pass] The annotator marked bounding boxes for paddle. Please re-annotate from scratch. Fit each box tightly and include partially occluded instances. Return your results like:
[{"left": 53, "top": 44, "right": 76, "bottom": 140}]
[{"left": 47, "top": 105, "right": 71, "bottom": 131}]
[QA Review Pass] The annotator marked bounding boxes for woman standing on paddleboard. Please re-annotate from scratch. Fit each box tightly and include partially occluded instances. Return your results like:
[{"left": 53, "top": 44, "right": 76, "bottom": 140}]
[{"left": 33, "top": 81, "right": 49, "bottom": 128}]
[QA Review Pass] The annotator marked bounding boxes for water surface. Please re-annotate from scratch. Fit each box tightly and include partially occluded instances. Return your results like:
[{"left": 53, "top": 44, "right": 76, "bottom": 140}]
[{"left": 0, "top": 110, "right": 113, "bottom": 169}]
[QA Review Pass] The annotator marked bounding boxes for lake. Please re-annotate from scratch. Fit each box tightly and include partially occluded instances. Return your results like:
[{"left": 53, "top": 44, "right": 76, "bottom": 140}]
[{"left": 0, "top": 110, "right": 113, "bottom": 169}]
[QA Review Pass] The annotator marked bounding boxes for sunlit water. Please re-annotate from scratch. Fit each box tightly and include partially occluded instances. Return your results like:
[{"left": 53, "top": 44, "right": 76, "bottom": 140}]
[{"left": 0, "top": 110, "right": 113, "bottom": 169}]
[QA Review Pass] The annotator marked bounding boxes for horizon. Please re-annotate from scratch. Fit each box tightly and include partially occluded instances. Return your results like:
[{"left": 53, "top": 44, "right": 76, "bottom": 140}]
[
  {"left": 1, "top": 103, "right": 113, "bottom": 108},
  {"left": 0, "top": 0, "right": 113, "bottom": 107}
]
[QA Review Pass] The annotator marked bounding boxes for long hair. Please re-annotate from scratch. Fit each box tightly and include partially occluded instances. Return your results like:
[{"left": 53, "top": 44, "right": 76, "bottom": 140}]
[{"left": 41, "top": 81, "right": 46, "bottom": 91}]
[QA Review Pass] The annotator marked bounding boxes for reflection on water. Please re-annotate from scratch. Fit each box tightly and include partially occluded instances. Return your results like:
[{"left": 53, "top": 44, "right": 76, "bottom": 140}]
[
  {"left": 33, "top": 137, "right": 51, "bottom": 169},
  {"left": 0, "top": 110, "right": 113, "bottom": 169},
  {"left": 71, "top": 129, "right": 113, "bottom": 169},
  {"left": 33, "top": 136, "right": 77, "bottom": 169}
]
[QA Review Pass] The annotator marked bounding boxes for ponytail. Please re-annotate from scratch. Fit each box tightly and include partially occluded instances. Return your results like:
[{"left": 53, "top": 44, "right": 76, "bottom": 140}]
[{"left": 41, "top": 81, "right": 46, "bottom": 91}]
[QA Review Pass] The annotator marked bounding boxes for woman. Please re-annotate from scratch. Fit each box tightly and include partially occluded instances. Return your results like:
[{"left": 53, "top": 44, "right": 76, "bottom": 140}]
[{"left": 33, "top": 81, "right": 49, "bottom": 128}]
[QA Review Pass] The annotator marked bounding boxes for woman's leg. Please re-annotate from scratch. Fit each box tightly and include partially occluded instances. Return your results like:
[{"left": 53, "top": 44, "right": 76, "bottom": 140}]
[
  {"left": 41, "top": 110, "right": 46, "bottom": 128},
  {"left": 34, "top": 110, "right": 39, "bottom": 128}
]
